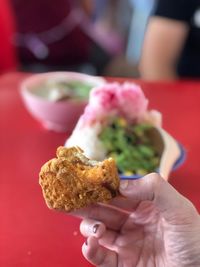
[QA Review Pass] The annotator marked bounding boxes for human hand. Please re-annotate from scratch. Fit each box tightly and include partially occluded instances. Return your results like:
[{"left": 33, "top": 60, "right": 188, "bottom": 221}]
[{"left": 76, "top": 173, "right": 200, "bottom": 267}]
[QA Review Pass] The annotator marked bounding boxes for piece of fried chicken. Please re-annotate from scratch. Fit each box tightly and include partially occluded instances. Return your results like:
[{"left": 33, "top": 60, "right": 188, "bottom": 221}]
[{"left": 39, "top": 146, "right": 120, "bottom": 212}]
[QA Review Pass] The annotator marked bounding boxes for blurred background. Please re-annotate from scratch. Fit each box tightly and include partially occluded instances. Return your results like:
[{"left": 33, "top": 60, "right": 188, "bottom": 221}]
[{"left": 0, "top": 0, "right": 155, "bottom": 77}]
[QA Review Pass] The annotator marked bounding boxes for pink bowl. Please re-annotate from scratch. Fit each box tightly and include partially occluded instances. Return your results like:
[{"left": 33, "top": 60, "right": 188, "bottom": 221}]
[{"left": 20, "top": 72, "right": 105, "bottom": 132}]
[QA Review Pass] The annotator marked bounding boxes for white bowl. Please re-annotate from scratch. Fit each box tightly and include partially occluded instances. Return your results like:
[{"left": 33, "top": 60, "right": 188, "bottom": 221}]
[
  {"left": 119, "top": 127, "right": 186, "bottom": 180},
  {"left": 20, "top": 72, "right": 106, "bottom": 132}
]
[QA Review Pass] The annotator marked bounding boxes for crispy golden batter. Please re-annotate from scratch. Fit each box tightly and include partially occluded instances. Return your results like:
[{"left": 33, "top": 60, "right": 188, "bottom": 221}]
[{"left": 39, "top": 146, "right": 120, "bottom": 212}]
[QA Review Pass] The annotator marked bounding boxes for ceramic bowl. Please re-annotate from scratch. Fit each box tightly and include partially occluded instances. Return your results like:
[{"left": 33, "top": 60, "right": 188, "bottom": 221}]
[
  {"left": 120, "top": 127, "right": 186, "bottom": 181},
  {"left": 20, "top": 72, "right": 106, "bottom": 132}
]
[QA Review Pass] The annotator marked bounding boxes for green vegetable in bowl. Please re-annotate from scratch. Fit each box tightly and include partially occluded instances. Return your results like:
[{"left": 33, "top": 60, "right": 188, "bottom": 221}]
[
  {"left": 65, "top": 80, "right": 93, "bottom": 99},
  {"left": 99, "top": 118, "right": 160, "bottom": 175},
  {"left": 37, "top": 79, "right": 94, "bottom": 101}
]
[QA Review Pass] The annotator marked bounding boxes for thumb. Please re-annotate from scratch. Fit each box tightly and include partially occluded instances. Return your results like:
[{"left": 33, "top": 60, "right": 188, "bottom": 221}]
[{"left": 119, "top": 173, "right": 198, "bottom": 222}]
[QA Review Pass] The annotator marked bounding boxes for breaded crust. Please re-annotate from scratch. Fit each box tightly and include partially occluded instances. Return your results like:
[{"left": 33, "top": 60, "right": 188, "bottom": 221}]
[{"left": 39, "top": 146, "right": 120, "bottom": 212}]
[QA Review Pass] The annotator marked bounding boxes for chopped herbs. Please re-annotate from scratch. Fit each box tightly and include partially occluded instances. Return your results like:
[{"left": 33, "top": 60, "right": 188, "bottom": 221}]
[
  {"left": 63, "top": 80, "right": 92, "bottom": 99},
  {"left": 99, "top": 118, "right": 160, "bottom": 175}
]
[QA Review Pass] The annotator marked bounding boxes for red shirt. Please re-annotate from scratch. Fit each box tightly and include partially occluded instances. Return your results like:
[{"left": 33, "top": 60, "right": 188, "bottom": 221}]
[
  {"left": 0, "top": 0, "right": 17, "bottom": 73},
  {"left": 10, "top": 0, "right": 91, "bottom": 67}
]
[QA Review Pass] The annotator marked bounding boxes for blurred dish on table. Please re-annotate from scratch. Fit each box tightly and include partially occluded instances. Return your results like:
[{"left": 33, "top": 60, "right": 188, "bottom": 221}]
[
  {"left": 66, "top": 81, "right": 186, "bottom": 180},
  {"left": 20, "top": 71, "right": 105, "bottom": 132}
]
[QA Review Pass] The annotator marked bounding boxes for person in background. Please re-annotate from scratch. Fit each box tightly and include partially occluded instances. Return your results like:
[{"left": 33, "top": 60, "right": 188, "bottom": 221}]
[
  {"left": 76, "top": 173, "right": 200, "bottom": 267},
  {"left": 126, "top": 0, "right": 155, "bottom": 65},
  {"left": 139, "top": 0, "right": 200, "bottom": 80},
  {"left": 10, "top": 0, "right": 97, "bottom": 73},
  {"left": 0, "top": 0, "right": 17, "bottom": 73},
  {"left": 92, "top": 0, "right": 139, "bottom": 77},
  {"left": 9, "top": 0, "right": 130, "bottom": 75}
]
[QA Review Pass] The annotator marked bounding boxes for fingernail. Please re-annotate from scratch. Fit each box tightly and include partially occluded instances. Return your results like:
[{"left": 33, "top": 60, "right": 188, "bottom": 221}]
[
  {"left": 93, "top": 224, "right": 100, "bottom": 234},
  {"left": 120, "top": 180, "right": 129, "bottom": 190}
]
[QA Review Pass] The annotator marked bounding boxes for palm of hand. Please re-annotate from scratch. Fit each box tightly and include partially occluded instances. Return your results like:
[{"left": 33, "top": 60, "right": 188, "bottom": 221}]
[
  {"left": 81, "top": 200, "right": 200, "bottom": 267},
  {"left": 98, "top": 201, "right": 167, "bottom": 267}
]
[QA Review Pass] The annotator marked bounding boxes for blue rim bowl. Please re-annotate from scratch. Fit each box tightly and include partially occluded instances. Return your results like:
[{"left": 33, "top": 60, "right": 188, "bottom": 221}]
[{"left": 119, "top": 142, "right": 186, "bottom": 180}]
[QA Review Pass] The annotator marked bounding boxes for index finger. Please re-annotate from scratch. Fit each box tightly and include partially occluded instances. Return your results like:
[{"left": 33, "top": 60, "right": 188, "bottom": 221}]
[{"left": 71, "top": 202, "right": 130, "bottom": 231}]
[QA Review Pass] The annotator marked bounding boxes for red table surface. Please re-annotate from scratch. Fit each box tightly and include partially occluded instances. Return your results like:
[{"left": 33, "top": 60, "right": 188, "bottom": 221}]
[{"left": 0, "top": 72, "right": 200, "bottom": 267}]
